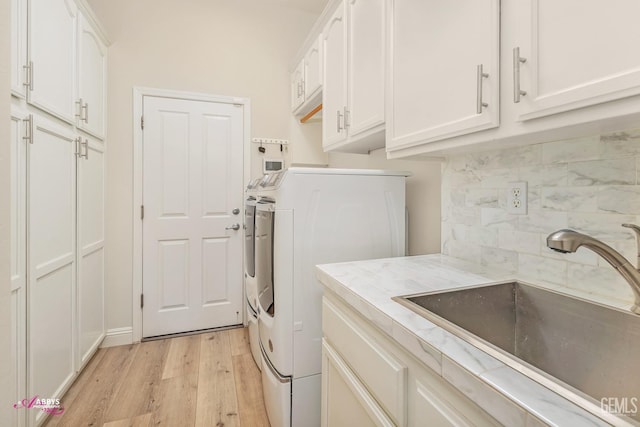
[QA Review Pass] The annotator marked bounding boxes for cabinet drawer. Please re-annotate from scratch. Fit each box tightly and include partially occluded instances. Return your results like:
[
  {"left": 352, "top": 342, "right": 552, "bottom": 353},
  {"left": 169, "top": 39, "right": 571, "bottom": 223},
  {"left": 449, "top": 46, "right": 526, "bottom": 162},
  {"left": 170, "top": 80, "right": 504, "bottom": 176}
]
[{"left": 323, "top": 297, "right": 407, "bottom": 425}]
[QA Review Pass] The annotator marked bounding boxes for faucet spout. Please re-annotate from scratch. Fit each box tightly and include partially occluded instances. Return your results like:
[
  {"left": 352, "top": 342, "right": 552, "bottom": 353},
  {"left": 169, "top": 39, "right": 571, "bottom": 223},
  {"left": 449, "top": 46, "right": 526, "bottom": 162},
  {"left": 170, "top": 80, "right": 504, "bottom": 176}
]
[{"left": 546, "top": 228, "right": 640, "bottom": 315}]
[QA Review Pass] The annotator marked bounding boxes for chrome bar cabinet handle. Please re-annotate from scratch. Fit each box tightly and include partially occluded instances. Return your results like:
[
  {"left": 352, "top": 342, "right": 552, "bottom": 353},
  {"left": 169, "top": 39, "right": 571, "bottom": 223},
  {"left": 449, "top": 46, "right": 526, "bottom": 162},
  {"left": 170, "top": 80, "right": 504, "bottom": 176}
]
[
  {"left": 513, "top": 47, "right": 527, "bottom": 103},
  {"left": 476, "top": 64, "right": 489, "bottom": 114}
]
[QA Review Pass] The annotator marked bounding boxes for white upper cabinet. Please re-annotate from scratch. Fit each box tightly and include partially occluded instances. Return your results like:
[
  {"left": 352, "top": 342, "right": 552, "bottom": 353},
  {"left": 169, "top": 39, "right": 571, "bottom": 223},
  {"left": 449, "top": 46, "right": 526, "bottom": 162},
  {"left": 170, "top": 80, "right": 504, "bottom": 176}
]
[
  {"left": 11, "top": 0, "right": 27, "bottom": 98},
  {"left": 28, "top": 0, "right": 77, "bottom": 123},
  {"left": 512, "top": 0, "right": 640, "bottom": 121},
  {"left": 77, "top": 12, "right": 107, "bottom": 139},
  {"left": 291, "top": 59, "right": 305, "bottom": 111},
  {"left": 322, "top": 2, "right": 348, "bottom": 148},
  {"left": 323, "top": 0, "right": 386, "bottom": 153},
  {"left": 304, "top": 35, "right": 323, "bottom": 104},
  {"left": 347, "top": 0, "right": 385, "bottom": 139},
  {"left": 386, "top": 0, "right": 500, "bottom": 152},
  {"left": 291, "top": 35, "right": 323, "bottom": 115}
]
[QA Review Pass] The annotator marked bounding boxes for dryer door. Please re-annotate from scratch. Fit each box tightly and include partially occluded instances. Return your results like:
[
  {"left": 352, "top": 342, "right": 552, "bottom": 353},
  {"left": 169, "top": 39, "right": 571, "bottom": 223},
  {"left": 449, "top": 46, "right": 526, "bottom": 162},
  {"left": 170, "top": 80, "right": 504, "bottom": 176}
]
[
  {"left": 256, "top": 201, "right": 275, "bottom": 317},
  {"left": 244, "top": 197, "right": 257, "bottom": 278}
]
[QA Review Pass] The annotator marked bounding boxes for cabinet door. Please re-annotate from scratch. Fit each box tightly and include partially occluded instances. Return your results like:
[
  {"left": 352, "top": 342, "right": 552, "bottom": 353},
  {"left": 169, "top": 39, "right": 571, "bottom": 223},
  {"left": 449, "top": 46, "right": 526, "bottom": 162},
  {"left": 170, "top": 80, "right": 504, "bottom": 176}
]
[
  {"left": 322, "top": 341, "right": 395, "bottom": 427},
  {"left": 513, "top": 0, "right": 640, "bottom": 121},
  {"left": 291, "top": 60, "right": 305, "bottom": 111},
  {"left": 322, "top": 1, "right": 348, "bottom": 148},
  {"left": 77, "top": 13, "right": 106, "bottom": 139},
  {"left": 304, "top": 35, "right": 323, "bottom": 102},
  {"left": 347, "top": 0, "right": 385, "bottom": 138},
  {"left": 28, "top": 0, "right": 77, "bottom": 123},
  {"left": 28, "top": 116, "right": 77, "bottom": 427},
  {"left": 387, "top": 0, "right": 500, "bottom": 151},
  {"left": 408, "top": 371, "right": 501, "bottom": 427},
  {"left": 11, "top": 0, "right": 27, "bottom": 98},
  {"left": 10, "top": 109, "right": 28, "bottom": 427},
  {"left": 77, "top": 136, "right": 105, "bottom": 368}
]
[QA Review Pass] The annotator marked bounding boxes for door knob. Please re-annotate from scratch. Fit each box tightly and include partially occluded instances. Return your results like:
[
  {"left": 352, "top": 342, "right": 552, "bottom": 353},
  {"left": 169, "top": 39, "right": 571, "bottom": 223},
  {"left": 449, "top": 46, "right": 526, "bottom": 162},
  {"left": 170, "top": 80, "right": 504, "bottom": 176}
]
[
  {"left": 232, "top": 208, "right": 240, "bottom": 215},
  {"left": 225, "top": 224, "right": 240, "bottom": 231}
]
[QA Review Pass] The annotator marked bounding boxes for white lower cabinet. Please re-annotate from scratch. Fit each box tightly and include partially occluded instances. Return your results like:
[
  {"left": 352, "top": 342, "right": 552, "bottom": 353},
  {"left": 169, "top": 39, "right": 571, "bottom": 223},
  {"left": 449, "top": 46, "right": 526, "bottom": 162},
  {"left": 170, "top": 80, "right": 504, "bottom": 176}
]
[
  {"left": 10, "top": 109, "right": 105, "bottom": 426},
  {"left": 28, "top": 115, "right": 78, "bottom": 427},
  {"left": 10, "top": 107, "right": 28, "bottom": 427},
  {"left": 77, "top": 134, "right": 105, "bottom": 368},
  {"left": 322, "top": 341, "right": 395, "bottom": 427},
  {"left": 322, "top": 294, "right": 500, "bottom": 427}
]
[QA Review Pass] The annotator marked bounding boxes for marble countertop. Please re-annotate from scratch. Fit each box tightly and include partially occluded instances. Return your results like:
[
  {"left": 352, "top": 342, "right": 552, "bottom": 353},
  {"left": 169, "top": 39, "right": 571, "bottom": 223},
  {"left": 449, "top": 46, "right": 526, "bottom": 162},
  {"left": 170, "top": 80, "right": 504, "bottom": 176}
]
[{"left": 316, "top": 254, "right": 636, "bottom": 427}]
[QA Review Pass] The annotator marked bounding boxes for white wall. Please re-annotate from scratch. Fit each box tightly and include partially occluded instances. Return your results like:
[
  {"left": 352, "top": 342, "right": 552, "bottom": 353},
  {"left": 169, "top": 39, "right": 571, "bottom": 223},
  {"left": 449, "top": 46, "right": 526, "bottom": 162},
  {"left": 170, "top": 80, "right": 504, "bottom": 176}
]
[
  {"left": 329, "top": 149, "right": 441, "bottom": 256},
  {"left": 86, "top": 0, "right": 325, "bottom": 332},
  {"left": 0, "top": 0, "right": 13, "bottom": 422},
  {"left": 442, "top": 129, "right": 640, "bottom": 306}
]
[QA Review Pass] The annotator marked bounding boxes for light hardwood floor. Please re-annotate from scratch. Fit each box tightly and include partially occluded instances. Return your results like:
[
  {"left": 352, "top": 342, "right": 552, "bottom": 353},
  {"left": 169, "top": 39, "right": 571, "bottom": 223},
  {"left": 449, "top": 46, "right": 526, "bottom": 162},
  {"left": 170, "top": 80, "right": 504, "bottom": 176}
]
[{"left": 44, "top": 328, "right": 270, "bottom": 427}]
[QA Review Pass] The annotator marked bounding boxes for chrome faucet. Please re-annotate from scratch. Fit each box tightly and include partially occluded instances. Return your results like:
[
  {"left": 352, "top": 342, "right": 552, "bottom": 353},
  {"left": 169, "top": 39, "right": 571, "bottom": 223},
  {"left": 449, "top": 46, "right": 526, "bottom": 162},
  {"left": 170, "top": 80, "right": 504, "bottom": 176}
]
[{"left": 546, "top": 225, "right": 640, "bottom": 315}]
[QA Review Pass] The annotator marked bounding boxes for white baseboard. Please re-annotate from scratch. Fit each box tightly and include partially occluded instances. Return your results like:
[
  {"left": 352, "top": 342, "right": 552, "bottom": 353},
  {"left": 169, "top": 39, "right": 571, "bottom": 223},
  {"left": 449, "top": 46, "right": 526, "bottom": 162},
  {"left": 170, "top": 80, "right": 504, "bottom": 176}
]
[{"left": 100, "top": 327, "right": 134, "bottom": 348}]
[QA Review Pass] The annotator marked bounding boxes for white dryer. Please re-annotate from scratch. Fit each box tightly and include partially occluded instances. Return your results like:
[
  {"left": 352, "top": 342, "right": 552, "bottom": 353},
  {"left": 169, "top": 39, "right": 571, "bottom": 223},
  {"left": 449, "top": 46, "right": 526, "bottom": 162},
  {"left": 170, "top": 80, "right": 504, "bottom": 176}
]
[
  {"left": 244, "top": 178, "right": 262, "bottom": 370},
  {"left": 254, "top": 168, "right": 408, "bottom": 427}
]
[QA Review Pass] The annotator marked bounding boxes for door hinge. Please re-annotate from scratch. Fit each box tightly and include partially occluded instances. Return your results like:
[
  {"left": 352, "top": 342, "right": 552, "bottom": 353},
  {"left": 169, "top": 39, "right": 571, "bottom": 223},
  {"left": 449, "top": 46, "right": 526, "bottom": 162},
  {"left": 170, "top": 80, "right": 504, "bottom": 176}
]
[
  {"left": 141, "top": 116, "right": 144, "bottom": 130},
  {"left": 141, "top": 205, "right": 145, "bottom": 220},
  {"left": 140, "top": 294, "right": 144, "bottom": 308}
]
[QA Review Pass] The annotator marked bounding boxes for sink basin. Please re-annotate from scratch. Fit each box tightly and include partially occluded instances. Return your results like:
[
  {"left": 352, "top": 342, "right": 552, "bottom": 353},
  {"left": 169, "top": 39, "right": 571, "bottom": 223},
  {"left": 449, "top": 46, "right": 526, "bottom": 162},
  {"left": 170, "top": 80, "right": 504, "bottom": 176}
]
[{"left": 394, "top": 281, "right": 640, "bottom": 423}]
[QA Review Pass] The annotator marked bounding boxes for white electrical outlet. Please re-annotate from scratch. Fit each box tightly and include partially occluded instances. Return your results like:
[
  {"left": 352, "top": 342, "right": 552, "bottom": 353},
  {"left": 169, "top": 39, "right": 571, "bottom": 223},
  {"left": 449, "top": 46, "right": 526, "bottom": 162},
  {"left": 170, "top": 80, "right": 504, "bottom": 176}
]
[{"left": 507, "top": 181, "right": 527, "bottom": 214}]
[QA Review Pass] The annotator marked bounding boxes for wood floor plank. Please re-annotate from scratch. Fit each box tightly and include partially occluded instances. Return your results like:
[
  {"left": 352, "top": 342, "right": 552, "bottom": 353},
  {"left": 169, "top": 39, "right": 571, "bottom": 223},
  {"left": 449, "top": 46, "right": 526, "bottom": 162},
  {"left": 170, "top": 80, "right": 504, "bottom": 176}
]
[
  {"left": 150, "top": 373, "right": 198, "bottom": 427},
  {"left": 43, "top": 347, "right": 108, "bottom": 427},
  {"left": 104, "top": 339, "right": 169, "bottom": 422},
  {"left": 162, "top": 335, "right": 201, "bottom": 379},
  {"left": 102, "top": 413, "right": 152, "bottom": 427},
  {"left": 228, "top": 327, "right": 250, "bottom": 356},
  {"left": 232, "top": 353, "right": 270, "bottom": 427},
  {"left": 195, "top": 331, "right": 240, "bottom": 427},
  {"left": 42, "top": 329, "right": 269, "bottom": 427},
  {"left": 44, "top": 344, "right": 138, "bottom": 427}
]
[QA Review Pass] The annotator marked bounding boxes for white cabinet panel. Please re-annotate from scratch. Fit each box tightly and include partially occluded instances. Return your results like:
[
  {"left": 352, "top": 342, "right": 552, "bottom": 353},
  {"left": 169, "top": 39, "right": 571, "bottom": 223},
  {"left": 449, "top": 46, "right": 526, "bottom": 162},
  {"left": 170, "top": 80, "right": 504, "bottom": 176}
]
[
  {"left": 77, "top": 136, "right": 105, "bottom": 366},
  {"left": 514, "top": 0, "right": 640, "bottom": 120},
  {"left": 322, "top": 341, "right": 395, "bottom": 427},
  {"left": 304, "top": 35, "right": 323, "bottom": 102},
  {"left": 322, "top": 0, "right": 386, "bottom": 153},
  {"left": 387, "top": 0, "right": 500, "bottom": 151},
  {"left": 323, "top": 297, "right": 407, "bottom": 425},
  {"left": 11, "top": 0, "right": 27, "bottom": 97},
  {"left": 28, "top": 0, "right": 77, "bottom": 122},
  {"left": 10, "top": 108, "right": 28, "bottom": 427},
  {"left": 322, "top": 293, "right": 501, "bottom": 427},
  {"left": 77, "top": 12, "right": 107, "bottom": 139},
  {"left": 347, "top": 0, "right": 385, "bottom": 138},
  {"left": 291, "top": 60, "right": 305, "bottom": 111},
  {"left": 322, "top": 1, "right": 348, "bottom": 148},
  {"left": 28, "top": 116, "right": 77, "bottom": 426}
]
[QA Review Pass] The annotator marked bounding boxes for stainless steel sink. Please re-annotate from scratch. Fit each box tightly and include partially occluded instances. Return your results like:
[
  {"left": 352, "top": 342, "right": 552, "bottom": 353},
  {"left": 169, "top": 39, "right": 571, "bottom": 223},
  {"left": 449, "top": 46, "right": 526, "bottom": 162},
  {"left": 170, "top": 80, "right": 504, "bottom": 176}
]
[{"left": 394, "top": 281, "right": 640, "bottom": 424}]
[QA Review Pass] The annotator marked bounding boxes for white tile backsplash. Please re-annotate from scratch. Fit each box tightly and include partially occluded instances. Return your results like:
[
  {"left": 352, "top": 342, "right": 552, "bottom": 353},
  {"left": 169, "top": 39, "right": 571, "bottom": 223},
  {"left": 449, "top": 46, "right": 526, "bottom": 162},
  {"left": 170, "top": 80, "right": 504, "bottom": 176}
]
[{"left": 442, "top": 128, "right": 640, "bottom": 304}]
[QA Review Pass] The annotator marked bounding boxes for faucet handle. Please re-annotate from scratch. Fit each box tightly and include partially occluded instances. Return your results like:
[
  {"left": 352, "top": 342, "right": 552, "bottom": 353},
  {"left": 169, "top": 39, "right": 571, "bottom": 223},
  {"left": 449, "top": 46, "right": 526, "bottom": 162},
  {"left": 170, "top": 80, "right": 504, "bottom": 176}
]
[{"left": 622, "top": 224, "right": 640, "bottom": 270}]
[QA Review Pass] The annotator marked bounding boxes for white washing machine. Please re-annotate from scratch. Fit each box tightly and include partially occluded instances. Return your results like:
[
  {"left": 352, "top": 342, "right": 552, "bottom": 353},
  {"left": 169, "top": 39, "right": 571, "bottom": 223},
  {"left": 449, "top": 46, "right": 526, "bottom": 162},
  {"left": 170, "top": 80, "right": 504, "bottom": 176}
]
[{"left": 254, "top": 168, "right": 408, "bottom": 427}]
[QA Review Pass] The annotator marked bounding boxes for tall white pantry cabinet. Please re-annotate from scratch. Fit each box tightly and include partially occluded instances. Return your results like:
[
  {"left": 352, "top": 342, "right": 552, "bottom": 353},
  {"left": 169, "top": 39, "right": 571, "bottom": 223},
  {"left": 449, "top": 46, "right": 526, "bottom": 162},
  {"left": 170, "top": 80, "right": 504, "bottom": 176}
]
[{"left": 10, "top": 0, "right": 108, "bottom": 425}]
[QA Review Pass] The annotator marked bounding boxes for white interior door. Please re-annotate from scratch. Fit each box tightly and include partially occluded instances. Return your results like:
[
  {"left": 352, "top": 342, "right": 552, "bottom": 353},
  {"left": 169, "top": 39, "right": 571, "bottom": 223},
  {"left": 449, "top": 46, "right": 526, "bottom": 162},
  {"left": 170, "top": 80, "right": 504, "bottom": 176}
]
[{"left": 142, "top": 96, "right": 244, "bottom": 338}]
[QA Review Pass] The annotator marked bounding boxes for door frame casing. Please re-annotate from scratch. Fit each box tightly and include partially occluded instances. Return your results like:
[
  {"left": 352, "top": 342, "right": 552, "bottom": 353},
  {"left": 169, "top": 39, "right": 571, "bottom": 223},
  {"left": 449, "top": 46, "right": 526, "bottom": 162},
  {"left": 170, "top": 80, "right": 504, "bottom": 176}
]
[{"left": 132, "top": 87, "right": 251, "bottom": 343}]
